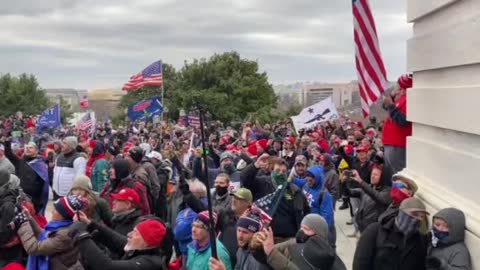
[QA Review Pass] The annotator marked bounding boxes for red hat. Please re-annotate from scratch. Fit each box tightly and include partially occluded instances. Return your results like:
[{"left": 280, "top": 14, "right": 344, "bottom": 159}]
[
  {"left": 398, "top": 73, "right": 413, "bottom": 89},
  {"left": 366, "top": 128, "right": 377, "bottom": 138},
  {"left": 284, "top": 136, "right": 296, "bottom": 145},
  {"left": 135, "top": 219, "right": 167, "bottom": 247},
  {"left": 89, "top": 139, "right": 96, "bottom": 149},
  {"left": 344, "top": 145, "right": 354, "bottom": 155},
  {"left": 195, "top": 210, "right": 218, "bottom": 227},
  {"left": 356, "top": 145, "right": 369, "bottom": 153},
  {"left": 247, "top": 144, "right": 257, "bottom": 156},
  {"left": 257, "top": 139, "right": 268, "bottom": 150},
  {"left": 1, "top": 263, "right": 25, "bottom": 270},
  {"left": 80, "top": 134, "right": 89, "bottom": 142},
  {"left": 111, "top": 188, "right": 140, "bottom": 207},
  {"left": 317, "top": 139, "right": 331, "bottom": 153},
  {"left": 46, "top": 143, "right": 55, "bottom": 150}
]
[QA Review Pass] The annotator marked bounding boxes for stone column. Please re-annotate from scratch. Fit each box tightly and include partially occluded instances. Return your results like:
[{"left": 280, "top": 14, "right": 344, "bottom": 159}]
[{"left": 406, "top": 0, "right": 480, "bottom": 268}]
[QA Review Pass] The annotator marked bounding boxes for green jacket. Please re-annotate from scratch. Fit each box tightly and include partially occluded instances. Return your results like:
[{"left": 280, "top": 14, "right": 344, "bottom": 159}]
[
  {"left": 91, "top": 159, "right": 110, "bottom": 192},
  {"left": 187, "top": 240, "right": 232, "bottom": 270}
]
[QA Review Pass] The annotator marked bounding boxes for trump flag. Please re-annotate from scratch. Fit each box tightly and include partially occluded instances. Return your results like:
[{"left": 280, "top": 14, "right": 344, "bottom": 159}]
[
  {"left": 37, "top": 104, "right": 61, "bottom": 131},
  {"left": 127, "top": 96, "right": 163, "bottom": 121}
]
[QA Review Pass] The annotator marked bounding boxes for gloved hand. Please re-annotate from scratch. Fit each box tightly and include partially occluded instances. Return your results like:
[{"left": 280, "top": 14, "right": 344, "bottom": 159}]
[
  {"left": 11, "top": 212, "right": 29, "bottom": 230},
  {"left": 179, "top": 175, "right": 190, "bottom": 195},
  {"left": 67, "top": 222, "right": 90, "bottom": 243},
  {"left": 425, "top": 256, "right": 444, "bottom": 269}
]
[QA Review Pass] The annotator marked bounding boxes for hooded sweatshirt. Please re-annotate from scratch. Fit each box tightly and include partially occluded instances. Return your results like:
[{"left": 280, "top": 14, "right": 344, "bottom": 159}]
[
  {"left": 427, "top": 208, "right": 471, "bottom": 270},
  {"left": 303, "top": 166, "right": 334, "bottom": 226}
]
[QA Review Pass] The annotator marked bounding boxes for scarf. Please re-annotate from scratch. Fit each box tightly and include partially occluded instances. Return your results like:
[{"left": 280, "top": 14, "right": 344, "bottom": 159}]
[{"left": 27, "top": 220, "right": 73, "bottom": 270}]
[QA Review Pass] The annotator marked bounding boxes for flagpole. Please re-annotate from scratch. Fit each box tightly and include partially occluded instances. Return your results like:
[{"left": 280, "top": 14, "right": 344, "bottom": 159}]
[{"left": 160, "top": 60, "right": 165, "bottom": 122}]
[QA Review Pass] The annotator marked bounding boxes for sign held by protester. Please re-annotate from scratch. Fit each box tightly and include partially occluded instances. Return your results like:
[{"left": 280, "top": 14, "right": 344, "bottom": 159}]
[
  {"left": 128, "top": 96, "right": 163, "bottom": 121},
  {"left": 290, "top": 96, "right": 338, "bottom": 131},
  {"left": 37, "top": 104, "right": 61, "bottom": 131}
]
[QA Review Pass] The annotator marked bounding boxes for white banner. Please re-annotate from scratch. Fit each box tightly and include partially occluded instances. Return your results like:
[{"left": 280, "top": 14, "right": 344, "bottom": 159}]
[{"left": 291, "top": 96, "right": 339, "bottom": 131}]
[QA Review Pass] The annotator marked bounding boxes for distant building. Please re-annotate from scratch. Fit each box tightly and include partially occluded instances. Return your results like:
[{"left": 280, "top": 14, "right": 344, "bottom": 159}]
[
  {"left": 299, "top": 81, "right": 359, "bottom": 108},
  {"left": 88, "top": 88, "right": 125, "bottom": 121},
  {"left": 45, "top": 88, "right": 88, "bottom": 111}
]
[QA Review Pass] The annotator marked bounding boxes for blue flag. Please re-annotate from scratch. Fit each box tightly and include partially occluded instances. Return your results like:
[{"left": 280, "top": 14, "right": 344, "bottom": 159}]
[
  {"left": 37, "top": 104, "right": 61, "bottom": 132},
  {"left": 128, "top": 96, "right": 163, "bottom": 121}
]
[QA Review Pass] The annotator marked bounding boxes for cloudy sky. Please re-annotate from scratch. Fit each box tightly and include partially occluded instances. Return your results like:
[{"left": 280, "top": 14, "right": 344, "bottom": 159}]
[{"left": 0, "top": 0, "right": 411, "bottom": 90}]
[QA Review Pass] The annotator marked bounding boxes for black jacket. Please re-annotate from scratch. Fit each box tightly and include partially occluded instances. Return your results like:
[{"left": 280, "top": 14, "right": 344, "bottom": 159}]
[
  {"left": 353, "top": 214, "right": 427, "bottom": 270},
  {"left": 111, "top": 209, "right": 142, "bottom": 236},
  {"left": 79, "top": 222, "right": 167, "bottom": 270},
  {"left": 351, "top": 182, "right": 391, "bottom": 232},
  {"left": 240, "top": 163, "right": 274, "bottom": 201},
  {"left": 4, "top": 141, "right": 45, "bottom": 212}
]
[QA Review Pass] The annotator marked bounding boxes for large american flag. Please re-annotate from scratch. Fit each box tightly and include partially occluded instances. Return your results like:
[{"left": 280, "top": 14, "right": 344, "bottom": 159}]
[
  {"left": 77, "top": 112, "right": 93, "bottom": 131},
  {"left": 187, "top": 115, "right": 200, "bottom": 128},
  {"left": 352, "top": 0, "right": 388, "bottom": 117},
  {"left": 122, "top": 61, "right": 163, "bottom": 91}
]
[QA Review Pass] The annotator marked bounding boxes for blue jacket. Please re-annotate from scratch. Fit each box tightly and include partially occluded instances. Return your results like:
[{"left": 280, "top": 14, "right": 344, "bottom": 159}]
[{"left": 303, "top": 166, "right": 335, "bottom": 226}]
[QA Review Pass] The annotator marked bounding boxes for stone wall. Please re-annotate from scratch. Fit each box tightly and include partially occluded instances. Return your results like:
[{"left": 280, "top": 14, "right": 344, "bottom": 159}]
[{"left": 406, "top": 0, "right": 480, "bottom": 268}]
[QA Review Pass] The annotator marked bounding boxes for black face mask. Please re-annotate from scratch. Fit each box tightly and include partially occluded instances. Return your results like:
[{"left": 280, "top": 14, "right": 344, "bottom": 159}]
[
  {"left": 216, "top": 186, "right": 229, "bottom": 196},
  {"left": 295, "top": 230, "right": 311, "bottom": 243}
]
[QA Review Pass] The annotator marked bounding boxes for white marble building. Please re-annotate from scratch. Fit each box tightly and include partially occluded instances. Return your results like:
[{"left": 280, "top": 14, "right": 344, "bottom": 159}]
[{"left": 406, "top": 0, "right": 480, "bottom": 268}]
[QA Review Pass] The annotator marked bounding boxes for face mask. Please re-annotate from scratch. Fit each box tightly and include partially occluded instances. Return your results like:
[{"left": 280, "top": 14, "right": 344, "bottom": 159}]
[
  {"left": 431, "top": 227, "right": 449, "bottom": 247},
  {"left": 271, "top": 171, "right": 287, "bottom": 186},
  {"left": 390, "top": 187, "right": 411, "bottom": 205},
  {"left": 295, "top": 230, "right": 311, "bottom": 243},
  {"left": 223, "top": 163, "right": 236, "bottom": 174},
  {"left": 215, "top": 186, "right": 229, "bottom": 196},
  {"left": 396, "top": 210, "right": 420, "bottom": 236}
]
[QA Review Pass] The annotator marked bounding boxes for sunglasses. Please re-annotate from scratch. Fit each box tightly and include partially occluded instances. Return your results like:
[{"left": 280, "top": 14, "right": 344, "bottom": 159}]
[{"left": 393, "top": 182, "right": 406, "bottom": 189}]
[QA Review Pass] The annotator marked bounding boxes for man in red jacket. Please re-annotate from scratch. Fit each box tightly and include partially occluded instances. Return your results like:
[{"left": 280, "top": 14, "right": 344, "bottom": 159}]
[{"left": 382, "top": 74, "right": 413, "bottom": 174}]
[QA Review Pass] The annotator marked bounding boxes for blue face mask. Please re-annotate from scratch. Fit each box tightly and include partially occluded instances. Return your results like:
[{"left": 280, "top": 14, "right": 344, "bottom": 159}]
[{"left": 433, "top": 228, "right": 449, "bottom": 240}]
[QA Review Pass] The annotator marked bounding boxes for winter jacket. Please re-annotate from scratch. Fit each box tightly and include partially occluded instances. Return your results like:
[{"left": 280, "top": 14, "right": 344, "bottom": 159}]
[
  {"left": 77, "top": 223, "right": 167, "bottom": 270},
  {"left": 18, "top": 220, "right": 81, "bottom": 270},
  {"left": 212, "top": 190, "right": 232, "bottom": 212},
  {"left": 236, "top": 248, "right": 271, "bottom": 270},
  {"left": 111, "top": 209, "right": 141, "bottom": 237},
  {"left": 0, "top": 157, "right": 15, "bottom": 175},
  {"left": 303, "top": 166, "right": 335, "bottom": 226},
  {"left": 426, "top": 208, "right": 471, "bottom": 270},
  {"left": 91, "top": 159, "right": 110, "bottom": 193},
  {"left": 351, "top": 181, "right": 391, "bottom": 232},
  {"left": 173, "top": 207, "right": 198, "bottom": 255},
  {"left": 53, "top": 151, "right": 87, "bottom": 196},
  {"left": 131, "top": 165, "right": 154, "bottom": 212},
  {"left": 218, "top": 209, "right": 238, "bottom": 269},
  {"left": 240, "top": 163, "right": 275, "bottom": 201},
  {"left": 353, "top": 213, "right": 427, "bottom": 270},
  {"left": 264, "top": 184, "right": 310, "bottom": 238},
  {"left": 92, "top": 194, "right": 113, "bottom": 227},
  {"left": 323, "top": 164, "right": 340, "bottom": 201},
  {"left": 267, "top": 238, "right": 346, "bottom": 270},
  {"left": 382, "top": 95, "right": 412, "bottom": 148},
  {"left": 4, "top": 141, "right": 48, "bottom": 213},
  {"left": 141, "top": 158, "right": 160, "bottom": 200},
  {"left": 0, "top": 183, "right": 25, "bottom": 268},
  {"left": 186, "top": 240, "right": 232, "bottom": 270},
  {"left": 101, "top": 176, "right": 151, "bottom": 216}
]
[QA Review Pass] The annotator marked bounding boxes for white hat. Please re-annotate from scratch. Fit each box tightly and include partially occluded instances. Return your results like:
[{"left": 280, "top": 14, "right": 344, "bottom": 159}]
[{"left": 146, "top": 151, "right": 162, "bottom": 161}]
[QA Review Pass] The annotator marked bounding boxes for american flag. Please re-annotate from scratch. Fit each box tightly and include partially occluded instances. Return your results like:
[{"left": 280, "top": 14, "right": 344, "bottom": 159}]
[
  {"left": 77, "top": 112, "right": 93, "bottom": 131},
  {"left": 122, "top": 61, "right": 163, "bottom": 91},
  {"left": 352, "top": 0, "right": 388, "bottom": 117},
  {"left": 187, "top": 115, "right": 200, "bottom": 128},
  {"left": 80, "top": 95, "right": 89, "bottom": 108}
]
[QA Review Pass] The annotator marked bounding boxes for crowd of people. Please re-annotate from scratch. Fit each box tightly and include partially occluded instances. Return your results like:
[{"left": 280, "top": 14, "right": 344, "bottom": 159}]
[{"left": 0, "top": 74, "right": 472, "bottom": 270}]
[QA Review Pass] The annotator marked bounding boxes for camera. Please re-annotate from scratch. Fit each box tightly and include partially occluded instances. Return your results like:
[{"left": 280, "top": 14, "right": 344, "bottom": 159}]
[{"left": 344, "top": 170, "right": 353, "bottom": 178}]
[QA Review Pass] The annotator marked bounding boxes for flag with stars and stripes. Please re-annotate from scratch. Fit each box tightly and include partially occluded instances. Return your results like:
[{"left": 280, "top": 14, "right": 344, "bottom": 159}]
[
  {"left": 122, "top": 61, "right": 163, "bottom": 91},
  {"left": 352, "top": 0, "right": 388, "bottom": 117}
]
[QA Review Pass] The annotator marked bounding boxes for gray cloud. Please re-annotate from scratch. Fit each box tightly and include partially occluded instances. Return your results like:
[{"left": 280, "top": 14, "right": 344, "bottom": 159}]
[{"left": 0, "top": 0, "right": 410, "bottom": 89}]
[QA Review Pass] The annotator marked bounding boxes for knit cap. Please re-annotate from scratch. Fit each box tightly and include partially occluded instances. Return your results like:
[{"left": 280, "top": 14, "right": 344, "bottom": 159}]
[
  {"left": 195, "top": 210, "right": 218, "bottom": 228},
  {"left": 237, "top": 209, "right": 263, "bottom": 233},
  {"left": 135, "top": 219, "right": 167, "bottom": 248},
  {"left": 53, "top": 196, "right": 85, "bottom": 220},
  {"left": 301, "top": 214, "right": 329, "bottom": 240},
  {"left": 71, "top": 175, "right": 92, "bottom": 191},
  {"left": 63, "top": 136, "right": 78, "bottom": 150}
]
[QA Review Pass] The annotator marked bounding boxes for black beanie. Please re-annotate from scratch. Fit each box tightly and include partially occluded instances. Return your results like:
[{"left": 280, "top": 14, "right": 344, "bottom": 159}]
[
  {"left": 113, "top": 158, "right": 130, "bottom": 180},
  {"left": 128, "top": 146, "right": 144, "bottom": 163}
]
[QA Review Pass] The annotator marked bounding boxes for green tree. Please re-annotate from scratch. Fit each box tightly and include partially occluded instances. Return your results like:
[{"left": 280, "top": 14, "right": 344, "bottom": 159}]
[
  {"left": 0, "top": 73, "right": 51, "bottom": 116},
  {"left": 56, "top": 96, "right": 73, "bottom": 124},
  {"left": 177, "top": 52, "right": 277, "bottom": 123}
]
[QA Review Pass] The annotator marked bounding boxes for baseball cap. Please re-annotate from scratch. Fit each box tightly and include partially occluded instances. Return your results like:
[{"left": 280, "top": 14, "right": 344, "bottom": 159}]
[
  {"left": 111, "top": 188, "right": 140, "bottom": 207},
  {"left": 230, "top": 188, "right": 253, "bottom": 204},
  {"left": 146, "top": 151, "right": 163, "bottom": 161},
  {"left": 392, "top": 172, "right": 419, "bottom": 194},
  {"left": 356, "top": 145, "right": 369, "bottom": 153},
  {"left": 399, "top": 197, "right": 429, "bottom": 215},
  {"left": 294, "top": 155, "right": 307, "bottom": 165}
]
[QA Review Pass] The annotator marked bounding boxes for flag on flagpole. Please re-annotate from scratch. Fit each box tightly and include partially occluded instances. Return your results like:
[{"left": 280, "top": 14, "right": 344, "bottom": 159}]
[
  {"left": 36, "top": 104, "right": 61, "bottom": 131},
  {"left": 80, "top": 95, "right": 89, "bottom": 108},
  {"left": 77, "top": 112, "right": 94, "bottom": 133},
  {"left": 352, "top": 0, "right": 388, "bottom": 117},
  {"left": 187, "top": 114, "right": 200, "bottom": 128},
  {"left": 290, "top": 96, "right": 339, "bottom": 131},
  {"left": 122, "top": 61, "right": 163, "bottom": 91}
]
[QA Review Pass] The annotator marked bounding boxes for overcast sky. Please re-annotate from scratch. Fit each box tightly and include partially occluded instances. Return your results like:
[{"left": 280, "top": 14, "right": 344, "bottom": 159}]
[{"left": 0, "top": 0, "right": 411, "bottom": 90}]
